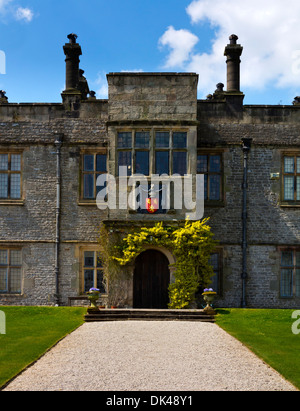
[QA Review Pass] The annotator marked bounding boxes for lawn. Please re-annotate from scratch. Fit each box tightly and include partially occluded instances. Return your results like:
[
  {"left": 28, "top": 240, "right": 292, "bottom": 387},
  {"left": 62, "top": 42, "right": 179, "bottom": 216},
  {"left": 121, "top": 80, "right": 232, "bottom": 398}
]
[
  {"left": 0, "top": 306, "right": 86, "bottom": 389},
  {"left": 0, "top": 307, "right": 299, "bottom": 391},
  {"left": 216, "top": 308, "right": 300, "bottom": 390}
]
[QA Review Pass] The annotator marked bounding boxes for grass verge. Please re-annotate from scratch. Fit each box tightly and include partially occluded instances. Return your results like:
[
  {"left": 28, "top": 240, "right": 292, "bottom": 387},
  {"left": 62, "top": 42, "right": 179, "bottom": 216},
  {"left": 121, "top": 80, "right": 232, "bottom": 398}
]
[
  {"left": 216, "top": 308, "right": 300, "bottom": 390},
  {"left": 0, "top": 306, "right": 86, "bottom": 389}
]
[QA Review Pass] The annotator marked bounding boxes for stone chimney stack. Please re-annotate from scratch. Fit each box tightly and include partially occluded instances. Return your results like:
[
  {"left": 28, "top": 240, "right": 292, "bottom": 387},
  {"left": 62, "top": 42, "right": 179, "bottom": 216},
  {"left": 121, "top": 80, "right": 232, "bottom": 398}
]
[
  {"left": 224, "top": 34, "right": 244, "bottom": 113},
  {"left": 224, "top": 34, "right": 243, "bottom": 92},
  {"left": 63, "top": 33, "right": 82, "bottom": 92}
]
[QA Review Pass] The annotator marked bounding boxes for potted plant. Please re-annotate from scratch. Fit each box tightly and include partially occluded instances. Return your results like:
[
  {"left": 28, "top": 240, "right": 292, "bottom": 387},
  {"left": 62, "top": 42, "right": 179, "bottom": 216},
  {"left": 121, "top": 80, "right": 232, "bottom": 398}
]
[
  {"left": 86, "top": 287, "right": 100, "bottom": 311},
  {"left": 202, "top": 288, "right": 217, "bottom": 315}
]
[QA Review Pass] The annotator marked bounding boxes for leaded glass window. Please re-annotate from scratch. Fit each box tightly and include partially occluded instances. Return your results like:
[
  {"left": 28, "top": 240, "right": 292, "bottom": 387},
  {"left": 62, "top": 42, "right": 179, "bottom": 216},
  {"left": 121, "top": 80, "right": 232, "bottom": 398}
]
[
  {"left": 83, "top": 251, "right": 105, "bottom": 294},
  {"left": 283, "top": 155, "right": 300, "bottom": 202},
  {"left": 0, "top": 153, "right": 21, "bottom": 199},
  {"left": 82, "top": 152, "right": 107, "bottom": 200},
  {"left": 0, "top": 248, "right": 22, "bottom": 294},
  {"left": 118, "top": 130, "right": 188, "bottom": 177},
  {"left": 197, "top": 153, "right": 222, "bottom": 201},
  {"left": 280, "top": 250, "right": 300, "bottom": 298}
]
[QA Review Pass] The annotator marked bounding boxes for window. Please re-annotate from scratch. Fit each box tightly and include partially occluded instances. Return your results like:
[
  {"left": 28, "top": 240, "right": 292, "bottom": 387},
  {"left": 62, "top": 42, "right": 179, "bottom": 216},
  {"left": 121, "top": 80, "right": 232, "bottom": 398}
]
[
  {"left": 282, "top": 155, "right": 300, "bottom": 203},
  {"left": 0, "top": 248, "right": 22, "bottom": 294},
  {"left": 117, "top": 130, "right": 187, "bottom": 176},
  {"left": 155, "top": 131, "right": 187, "bottom": 175},
  {"left": 0, "top": 153, "right": 22, "bottom": 200},
  {"left": 208, "top": 251, "right": 222, "bottom": 294},
  {"left": 82, "top": 251, "right": 105, "bottom": 294},
  {"left": 81, "top": 152, "right": 107, "bottom": 200},
  {"left": 197, "top": 153, "right": 222, "bottom": 202},
  {"left": 280, "top": 250, "right": 300, "bottom": 298}
]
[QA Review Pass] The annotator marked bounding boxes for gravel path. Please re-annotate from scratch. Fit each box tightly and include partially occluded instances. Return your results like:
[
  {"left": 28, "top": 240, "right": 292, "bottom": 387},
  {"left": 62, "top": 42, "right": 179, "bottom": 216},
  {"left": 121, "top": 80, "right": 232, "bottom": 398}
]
[{"left": 3, "top": 321, "right": 297, "bottom": 391}]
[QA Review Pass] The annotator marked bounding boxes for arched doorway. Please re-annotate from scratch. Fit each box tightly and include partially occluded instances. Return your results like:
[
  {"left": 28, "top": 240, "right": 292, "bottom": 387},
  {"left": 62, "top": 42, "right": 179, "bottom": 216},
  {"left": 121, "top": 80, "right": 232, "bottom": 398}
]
[{"left": 133, "top": 249, "right": 170, "bottom": 308}]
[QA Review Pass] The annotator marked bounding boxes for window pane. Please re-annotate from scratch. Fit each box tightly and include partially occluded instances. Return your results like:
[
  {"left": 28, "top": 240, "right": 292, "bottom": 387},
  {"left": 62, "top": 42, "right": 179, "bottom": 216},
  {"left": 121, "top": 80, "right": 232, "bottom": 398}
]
[
  {"left": 0, "top": 268, "right": 7, "bottom": 292},
  {"left": 118, "top": 151, "right": 132, "bottom": 175},
  {"left": 197, "top": 155, "right": 207, "bottom": 173},
  {"left": 156, "top": 151, "right": 169, "bottom": 175},
  {"left": 84, "top": 251, "right": 95, "bottom": 267},
  {"left": 84, "top": 155, "right": 94, "bottom": 172},
  {"left": 297, "top": 158, "right": 300, "bottom": 174},
  {"left": 284, "top": 157, "right": 294, "bottom": 173},
  {"left": 296, "top": 252, "right": 300, "bottom": 267},
  {"left": 11, "top": 155, "right": 21, "bottom": 171},
  {"left": 118, "top": 132, "right": 132, "bottom": 148},
  {"left": 96, "top": 174, "right": 106, "bottom": 197},
  {"left": 135, "top": 132, "right": 150, "bottom": 148},
  {"left": 155, "top": 132, "right": 169, "bottom": 148},
  {"left": 297, "top": 177, "right": 300, "bottom": 201},
  {"left": 0, "top": 174, "right": 8, "bottom": 198},
  {"left": 10, "top": 268, "right": 21, "bottom": 293},
  {"left": 281, "top": 269, "right": 293, "bottom": 297},
  {"left": 210, "top": 155, "right": 221, "bottom": 173},
  {"left": 97, "top": 270, "right": 106, "bottom": 293},
  {"left": 208, "top": 253, "right": 219, "bottom": 293},
  {"left": 296, "top": 269, "right": 300, "bottom": 297},
  {"left": 135, "top": 151, "right": 149, "bottom": 175},
  {"left": 209, "top": 253, "right": 219, "bottom": 271},
  {"left": 173, "top": 132, "right": 187, "bottom": 148},
  {"left": 10, "top": 250, "right": 21, "bottom": 266},
  {"left": 83, "top": 174, "right": 94, "bottom": 199},
  {"left": 0, "top": 154, "right": 8, "bottom": 171},
  {"left": 281, "top": 251, "right": 293, "bottom": 267},
  {"left": 84, "top": 270, "right": 94, "bottom": 293},
  {"left": 210, "top": 175, "right": 221, "bottom": 201},
  {"left": 96, "top": 252, "right": 103, "bottom": 268},
  {"left": 284, "top": 176, "right": 294, "bottom": 200},
  {"left": 0, "top": 250, "right": 7, "bottom": 265},
  {"left": 173, "top": 152, "right": 187, "bottom": 175},
  {"left": 10, "top": 174, "right": 21, "bottom": 199},
  {"left": 96, "top": 155, "right": 107, "bottom": 172}
]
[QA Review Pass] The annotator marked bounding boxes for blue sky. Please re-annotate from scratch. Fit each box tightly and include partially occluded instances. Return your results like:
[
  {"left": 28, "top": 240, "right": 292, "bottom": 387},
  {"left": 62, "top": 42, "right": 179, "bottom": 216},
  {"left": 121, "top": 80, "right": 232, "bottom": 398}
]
[{"left": 0, "top": 0, "right": 300, "bottom": 105}]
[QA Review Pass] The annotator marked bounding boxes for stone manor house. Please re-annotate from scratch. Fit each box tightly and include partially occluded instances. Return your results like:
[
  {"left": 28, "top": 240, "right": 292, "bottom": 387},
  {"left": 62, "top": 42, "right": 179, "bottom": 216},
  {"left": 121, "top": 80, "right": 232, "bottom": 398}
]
[{"left": 0, "top": 33, "right": 300, "bottom": 309}]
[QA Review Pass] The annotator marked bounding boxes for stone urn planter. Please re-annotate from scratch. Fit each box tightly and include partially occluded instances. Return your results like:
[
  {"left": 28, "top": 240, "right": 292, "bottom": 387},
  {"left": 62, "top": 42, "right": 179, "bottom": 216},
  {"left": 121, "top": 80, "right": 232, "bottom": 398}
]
[
  {"left": 202, "top": 288, "right": 217, "bottom": 315},
  {"left": 87, "top": 288, "right": 100, "bottom": 312}
]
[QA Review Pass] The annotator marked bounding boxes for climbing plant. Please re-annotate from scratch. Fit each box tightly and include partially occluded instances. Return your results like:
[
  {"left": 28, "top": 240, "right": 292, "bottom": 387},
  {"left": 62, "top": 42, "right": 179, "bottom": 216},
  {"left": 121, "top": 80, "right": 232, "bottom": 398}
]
[{"left": 101, "top": 219, "right": 218, "bottom": 309}]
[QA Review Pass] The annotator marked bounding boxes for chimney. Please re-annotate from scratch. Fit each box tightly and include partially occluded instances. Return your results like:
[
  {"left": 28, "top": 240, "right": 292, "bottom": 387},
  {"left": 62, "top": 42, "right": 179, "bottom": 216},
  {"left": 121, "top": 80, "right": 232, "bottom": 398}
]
[
  {"left": 63, "top": 33, "right": 82, "bottom": 92},
  {"left": 224, "top": 34, "right": 244, "bottom": 114},
  {"left": 224, "top": 34, "right": 243, "bottom": 92}
]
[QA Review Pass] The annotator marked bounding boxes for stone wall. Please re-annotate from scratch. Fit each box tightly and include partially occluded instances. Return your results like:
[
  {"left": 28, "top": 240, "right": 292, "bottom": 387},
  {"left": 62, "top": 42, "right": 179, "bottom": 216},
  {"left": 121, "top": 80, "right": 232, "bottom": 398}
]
[{"left": 0, "top": 71, "right": 300, "bottom": 308}]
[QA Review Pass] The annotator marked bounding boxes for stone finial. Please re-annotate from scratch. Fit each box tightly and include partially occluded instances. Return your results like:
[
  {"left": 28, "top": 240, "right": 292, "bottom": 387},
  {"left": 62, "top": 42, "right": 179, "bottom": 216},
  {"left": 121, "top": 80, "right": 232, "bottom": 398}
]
[
  {"left": 0, "top": 90, "right": 8, "bottom": 103},
  {"left": 67, "top": 33, "right": 78, "bottom": 44},
  {"left": 293, "top": 96, "right": 300, "bottom": 105},
  {"left": 89, "top": 91, "right": 96, "bottom": 99},
  {"left": 229, "top": 34, "right": 239, "bottom": 45},
  {"left": 216, "top": 83, "right": 224, "bottom": 92}
]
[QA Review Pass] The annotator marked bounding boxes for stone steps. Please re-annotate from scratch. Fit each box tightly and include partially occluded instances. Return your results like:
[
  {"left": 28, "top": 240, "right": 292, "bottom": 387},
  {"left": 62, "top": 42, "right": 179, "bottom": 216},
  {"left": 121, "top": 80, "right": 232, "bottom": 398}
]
[{"left": 84, "top": 308, "right": 216, "bottom": 323}]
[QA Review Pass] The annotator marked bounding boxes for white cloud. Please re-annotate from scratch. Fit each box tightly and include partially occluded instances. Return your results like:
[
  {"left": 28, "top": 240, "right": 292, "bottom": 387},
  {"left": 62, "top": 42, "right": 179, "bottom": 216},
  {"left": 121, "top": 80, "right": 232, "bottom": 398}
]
[
  {"left": 159, "top": 0, "right": 300, "bottom": 98},
  {"left": 158, "top": 25, "right": 199, "bottom": 68},
  {"left": 93, "top": 72, "right": 108, "bottom": 99},
  {"left": 15, "top": 6, "right": 33, "bottom": 22}
]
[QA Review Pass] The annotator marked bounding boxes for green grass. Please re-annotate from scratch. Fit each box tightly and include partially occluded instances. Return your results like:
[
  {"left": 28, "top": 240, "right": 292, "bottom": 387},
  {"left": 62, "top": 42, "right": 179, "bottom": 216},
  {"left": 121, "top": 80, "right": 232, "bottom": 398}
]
[
  {"left": 1, "top": 307, "right": 299, "bottom": 391},
  {"left": 216, "top": 308, "right": 300, "bottom": 390},
  {"left": 0, "top": 306, "right": 86, "bottom": 389}
]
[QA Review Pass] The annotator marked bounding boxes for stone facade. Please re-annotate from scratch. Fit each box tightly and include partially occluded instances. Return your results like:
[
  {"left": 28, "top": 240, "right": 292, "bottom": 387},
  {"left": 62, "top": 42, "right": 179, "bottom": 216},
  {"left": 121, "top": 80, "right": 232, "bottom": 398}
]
[{"left": 0, "top": 34, "right": 300, "bottom": 308}]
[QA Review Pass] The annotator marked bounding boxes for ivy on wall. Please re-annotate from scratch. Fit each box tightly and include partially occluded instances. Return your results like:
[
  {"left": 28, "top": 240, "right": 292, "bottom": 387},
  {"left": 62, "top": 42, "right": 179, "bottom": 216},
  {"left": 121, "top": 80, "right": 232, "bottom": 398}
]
[{"left": 100, "top": 219, "right": 218, "bottom": 309}]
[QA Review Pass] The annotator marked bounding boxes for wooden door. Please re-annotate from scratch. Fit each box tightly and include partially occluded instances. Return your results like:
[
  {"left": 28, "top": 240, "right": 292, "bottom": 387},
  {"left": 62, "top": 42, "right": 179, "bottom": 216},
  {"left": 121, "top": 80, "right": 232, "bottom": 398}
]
[{"left": 133, "top": 250, "right": 170, "bottom": 308}]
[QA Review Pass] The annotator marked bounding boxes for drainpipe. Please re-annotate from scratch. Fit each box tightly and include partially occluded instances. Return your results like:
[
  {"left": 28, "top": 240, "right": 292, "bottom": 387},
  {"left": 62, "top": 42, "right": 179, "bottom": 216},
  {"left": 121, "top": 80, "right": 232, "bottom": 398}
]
[
  {"left": 241, "top": 138, "right": 252, "bottom": 308},
  {"left": 54, "top": 133, "right": 63, "bottom": 306}
]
